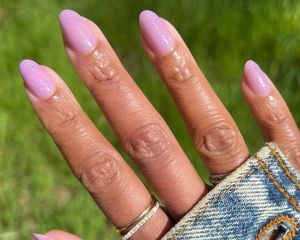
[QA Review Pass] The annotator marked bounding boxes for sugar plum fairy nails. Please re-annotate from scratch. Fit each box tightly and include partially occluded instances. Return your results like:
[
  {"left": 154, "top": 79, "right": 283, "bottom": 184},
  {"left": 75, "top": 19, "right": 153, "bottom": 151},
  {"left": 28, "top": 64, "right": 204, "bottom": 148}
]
[
  {"left": 244, "top": 60, "right": 272, "bottom": 96},
  {"left": 139, "top": 10, "right": 174, "bottom": 55},
  {"left": 59, "top": 9, "right": 97, "bottom": 54},
  {"left": 19, "top": 59, "right": 55, "bottom": 99},
  {"left": 32, "top": 233, "right": 53, "bottom": 240}
]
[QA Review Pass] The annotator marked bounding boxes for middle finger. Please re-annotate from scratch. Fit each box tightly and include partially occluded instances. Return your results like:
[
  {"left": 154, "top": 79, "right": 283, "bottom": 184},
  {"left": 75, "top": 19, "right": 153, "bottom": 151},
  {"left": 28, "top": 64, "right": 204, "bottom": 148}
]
[{"left": 59, "top": 10, "right": 207, "bottom": 219}]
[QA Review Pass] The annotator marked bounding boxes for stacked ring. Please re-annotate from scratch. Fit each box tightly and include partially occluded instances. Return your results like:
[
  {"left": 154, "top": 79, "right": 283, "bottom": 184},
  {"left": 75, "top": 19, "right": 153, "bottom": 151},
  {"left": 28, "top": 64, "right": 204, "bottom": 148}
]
[{"left": 118, "top": 197, "right": 160, "bottom": 240}]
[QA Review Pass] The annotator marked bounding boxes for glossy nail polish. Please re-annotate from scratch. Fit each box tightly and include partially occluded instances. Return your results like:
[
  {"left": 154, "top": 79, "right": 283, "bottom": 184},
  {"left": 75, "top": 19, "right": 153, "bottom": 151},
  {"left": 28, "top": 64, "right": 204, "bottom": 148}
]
[
  {"left": 32, "top": 233, "right": 53, "bottom": 240},
  {"left": 19, "top": 59, "right": 55, "bottom": 99},
  {"left": 244, "top": 60, "right": 271, "bottom": 96},
  {"left": 59, "top": 9, "right": 96, "bottom": 54},
  {"left": 139, "top": 10, "right": 174, "bottom": 55}
]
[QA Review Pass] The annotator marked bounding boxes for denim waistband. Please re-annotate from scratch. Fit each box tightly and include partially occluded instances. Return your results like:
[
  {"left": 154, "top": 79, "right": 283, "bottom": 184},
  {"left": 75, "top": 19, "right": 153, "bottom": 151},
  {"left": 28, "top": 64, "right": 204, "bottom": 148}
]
[{"left": 162, "top": 143, "right": 300, "bottom": 240}]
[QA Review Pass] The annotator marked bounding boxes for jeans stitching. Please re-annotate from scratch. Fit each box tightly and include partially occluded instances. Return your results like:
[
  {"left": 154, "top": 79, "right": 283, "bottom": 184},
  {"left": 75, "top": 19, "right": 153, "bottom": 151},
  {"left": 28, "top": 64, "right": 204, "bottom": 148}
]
[
  {"left": 267, "top": 143, "right": 300, "bottom": 191},
  {"left": 173, "top": 152, "right": 273, "bottom": 239},
  {"left": 173, "top": 144, "right": 299, "bottom": 239},
  {"left": 256, "top": 156, "right": 300, "bottom": 212}
]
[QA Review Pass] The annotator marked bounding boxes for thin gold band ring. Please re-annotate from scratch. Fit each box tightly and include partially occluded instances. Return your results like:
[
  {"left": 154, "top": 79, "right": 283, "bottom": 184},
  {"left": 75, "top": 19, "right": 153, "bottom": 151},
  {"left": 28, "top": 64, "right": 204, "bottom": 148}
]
[{"left": 118, "top": 197, "right": 159, "bottom": 239}]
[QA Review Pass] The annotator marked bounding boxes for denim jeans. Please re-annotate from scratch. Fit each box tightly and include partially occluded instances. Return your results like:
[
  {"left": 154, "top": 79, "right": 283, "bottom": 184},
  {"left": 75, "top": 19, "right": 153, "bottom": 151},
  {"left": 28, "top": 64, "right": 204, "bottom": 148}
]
[{"left": 162, "top": 143, "right": 300, "bottom": 240}]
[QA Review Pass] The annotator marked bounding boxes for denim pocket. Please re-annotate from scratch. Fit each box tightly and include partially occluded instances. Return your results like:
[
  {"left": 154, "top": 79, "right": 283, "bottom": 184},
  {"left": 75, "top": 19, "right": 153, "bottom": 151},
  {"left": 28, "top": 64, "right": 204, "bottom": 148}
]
[{"left": 162, "top": 143, "right": 300, "bottom": 240}]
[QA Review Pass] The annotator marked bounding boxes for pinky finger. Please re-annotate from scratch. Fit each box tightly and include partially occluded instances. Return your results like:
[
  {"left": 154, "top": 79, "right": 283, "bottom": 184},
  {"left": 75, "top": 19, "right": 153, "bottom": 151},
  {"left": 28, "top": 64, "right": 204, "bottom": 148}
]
[
  {"left": 242, "top": 60, "right": 300, "bottom": 170},
  {"left": 33, "top": 230, "right": 81, "bottom": 240}
]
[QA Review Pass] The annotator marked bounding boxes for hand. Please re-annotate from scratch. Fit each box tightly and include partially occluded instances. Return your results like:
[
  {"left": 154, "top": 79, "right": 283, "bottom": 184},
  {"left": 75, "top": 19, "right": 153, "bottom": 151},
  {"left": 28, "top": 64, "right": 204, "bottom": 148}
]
[{"left": 20, "top": 10, "right": 300, "bottom": 240}]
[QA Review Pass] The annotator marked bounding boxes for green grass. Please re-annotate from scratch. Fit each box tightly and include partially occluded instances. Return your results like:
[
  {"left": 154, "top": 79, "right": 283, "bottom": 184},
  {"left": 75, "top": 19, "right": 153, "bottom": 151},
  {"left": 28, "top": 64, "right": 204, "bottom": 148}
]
[{"left": 0, "top": 0, "right": 299, "bottom": 239}]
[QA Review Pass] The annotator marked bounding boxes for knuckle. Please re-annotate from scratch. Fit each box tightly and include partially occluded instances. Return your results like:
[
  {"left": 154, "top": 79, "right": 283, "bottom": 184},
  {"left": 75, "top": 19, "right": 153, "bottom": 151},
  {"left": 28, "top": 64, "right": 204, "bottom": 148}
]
[
  {"left": 262, "top": 97, "right": 287, "bottom": 126},
  {"left": 194, "top": 119, "right": 241, "bottom": 160},
  {"left": 84, "top": 49, "right": 122, "bottom": 90},
  {"left": 45, "top": 92, "right": 83, "bottom": 135},
  {"left": 124, "top": 122, "right": 173, "bottom": 166},
  {"left": 79, "top": 152, "right": 121, "bottom": 194},
  {"left": 56, "top": 112, "right": 81, "bottom": 130},
  {"left": 162, "top": 50, "right": 199, "bottom": 87}
]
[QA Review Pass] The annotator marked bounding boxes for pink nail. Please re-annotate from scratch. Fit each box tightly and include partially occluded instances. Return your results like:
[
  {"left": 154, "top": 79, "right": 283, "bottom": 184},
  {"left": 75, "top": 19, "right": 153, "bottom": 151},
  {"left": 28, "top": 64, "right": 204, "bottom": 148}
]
[
  {"left": 32, "top": 233, "right": 53, "bottom": 240},
  {"left": 19, "top": 59, "right": 55, "bottom": 99},
  {"left": 59, "top": 9, "right": 96, "bottom": 54},
  {"left": 244, "top": 60, "right": 271, "bottom": 96},
  {"left": 139, "top": 10, "right": 174, "bottom": 55}
]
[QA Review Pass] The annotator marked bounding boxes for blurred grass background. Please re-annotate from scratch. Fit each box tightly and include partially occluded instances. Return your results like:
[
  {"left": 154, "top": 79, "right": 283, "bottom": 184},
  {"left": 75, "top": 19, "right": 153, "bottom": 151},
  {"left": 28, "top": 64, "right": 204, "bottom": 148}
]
[{"left": 0, "top": 0, "right": 299, "bottom": 239}]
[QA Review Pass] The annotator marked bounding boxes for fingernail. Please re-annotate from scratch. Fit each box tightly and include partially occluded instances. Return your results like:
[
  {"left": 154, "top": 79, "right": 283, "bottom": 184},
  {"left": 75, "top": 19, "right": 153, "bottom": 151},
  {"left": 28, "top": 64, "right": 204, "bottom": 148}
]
[
  {"left": 59, "top": 9, "right": 96, "bottom": 54},
  {"left": 32, "top": 233, "right": 53, "bottom": 240},
  {"left": 139, "top": 10, "right": 174, "bottom": 55},
  {"left": 19, "top": 60, "right": 55, "bottom": 99},
  {"left": 244, "top": 60, "right": 271, "bottom": 96}
]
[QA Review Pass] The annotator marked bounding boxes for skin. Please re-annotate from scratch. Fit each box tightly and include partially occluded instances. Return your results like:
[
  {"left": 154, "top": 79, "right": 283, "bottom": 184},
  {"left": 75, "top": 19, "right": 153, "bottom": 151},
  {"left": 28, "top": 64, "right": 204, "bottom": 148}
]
[
  {"left": 143, "top": 20, "right": 249, "bottom": 174},
  {"left": 65, "top": 18, "right": 207, "bottom": 220},
  {"left": 22, "top": 11, "right": 299, "bottom": 240}
]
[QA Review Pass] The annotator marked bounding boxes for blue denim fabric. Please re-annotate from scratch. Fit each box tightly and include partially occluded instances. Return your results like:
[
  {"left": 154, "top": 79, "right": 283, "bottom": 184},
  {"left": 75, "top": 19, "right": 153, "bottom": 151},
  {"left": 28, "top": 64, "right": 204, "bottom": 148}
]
[{"left": 162, "top": 143, "right": 300, "bottom": 240}]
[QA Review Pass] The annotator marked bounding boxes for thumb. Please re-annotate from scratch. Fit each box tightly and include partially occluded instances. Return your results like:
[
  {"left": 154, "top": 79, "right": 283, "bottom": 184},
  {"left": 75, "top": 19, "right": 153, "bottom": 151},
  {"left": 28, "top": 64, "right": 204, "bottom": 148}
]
[{"left": 33, "top": 230, "right": 81, "bottom": 240}]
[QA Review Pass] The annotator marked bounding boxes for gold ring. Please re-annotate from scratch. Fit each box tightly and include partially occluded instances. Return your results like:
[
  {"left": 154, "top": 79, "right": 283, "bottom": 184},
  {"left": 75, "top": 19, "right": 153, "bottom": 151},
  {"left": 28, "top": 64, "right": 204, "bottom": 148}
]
[{"left": 118, "top": 197, "right": 159, "bottom": 239}]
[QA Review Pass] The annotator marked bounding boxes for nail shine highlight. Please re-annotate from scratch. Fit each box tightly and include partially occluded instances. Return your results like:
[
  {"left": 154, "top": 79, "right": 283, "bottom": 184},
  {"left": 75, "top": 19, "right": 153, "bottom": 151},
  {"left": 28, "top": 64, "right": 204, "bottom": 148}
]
[
  {"left": 59, "top": 9, "right": 97, "bottom": 54},
  {"left": 139, "top": 10, "right": 174, "bottom": 56},
  {"left": 244, "top": 60, "right": 271, "bottom": 96},
  {"left": 19, "top": 59, "right": 55, "bottom": 99}
]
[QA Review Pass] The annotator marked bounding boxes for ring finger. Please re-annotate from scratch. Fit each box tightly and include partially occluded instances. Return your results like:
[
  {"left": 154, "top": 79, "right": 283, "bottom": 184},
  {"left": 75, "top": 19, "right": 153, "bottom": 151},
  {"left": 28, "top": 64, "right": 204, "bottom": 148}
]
[{"left": 140, "top": 10, "right": 249, "bottom": 175}]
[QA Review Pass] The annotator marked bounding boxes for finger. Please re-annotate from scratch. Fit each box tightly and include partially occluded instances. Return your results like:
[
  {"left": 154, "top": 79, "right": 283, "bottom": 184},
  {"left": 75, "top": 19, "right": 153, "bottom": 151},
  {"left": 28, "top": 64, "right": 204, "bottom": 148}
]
[
  {"left": 139, "top": 10, "right": 249, "bottom": 175},
  {"left": 242, "top": 60, "right": 300, "bottom": 170},
  {"left": 46, "top": 230, "right": 80, "bottom": 240},
  {"left": 33, "top": 230, "right": 81, "bottom": 240},
  {"left": 20, "top": 60, "right": 172, "bottom": 239},
  {"left": 59, "top": 9, "right": 207, "bottom": 218}
]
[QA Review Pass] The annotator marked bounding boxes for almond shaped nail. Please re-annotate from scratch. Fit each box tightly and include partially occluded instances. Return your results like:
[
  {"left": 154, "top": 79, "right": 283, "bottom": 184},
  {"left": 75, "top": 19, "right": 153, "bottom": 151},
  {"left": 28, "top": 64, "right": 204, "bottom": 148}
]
[
  {"left": 19, "top": 59, "right": 55, "bottom": 99},
  {"left": 244, "top": 60, "right": 272, "bottom": 96},
  {"left": 139, "top": 10, "right": 174, "bottom": 56},
  {"left": 59, "top": 9, "right": 97, "bottom": 54}
]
